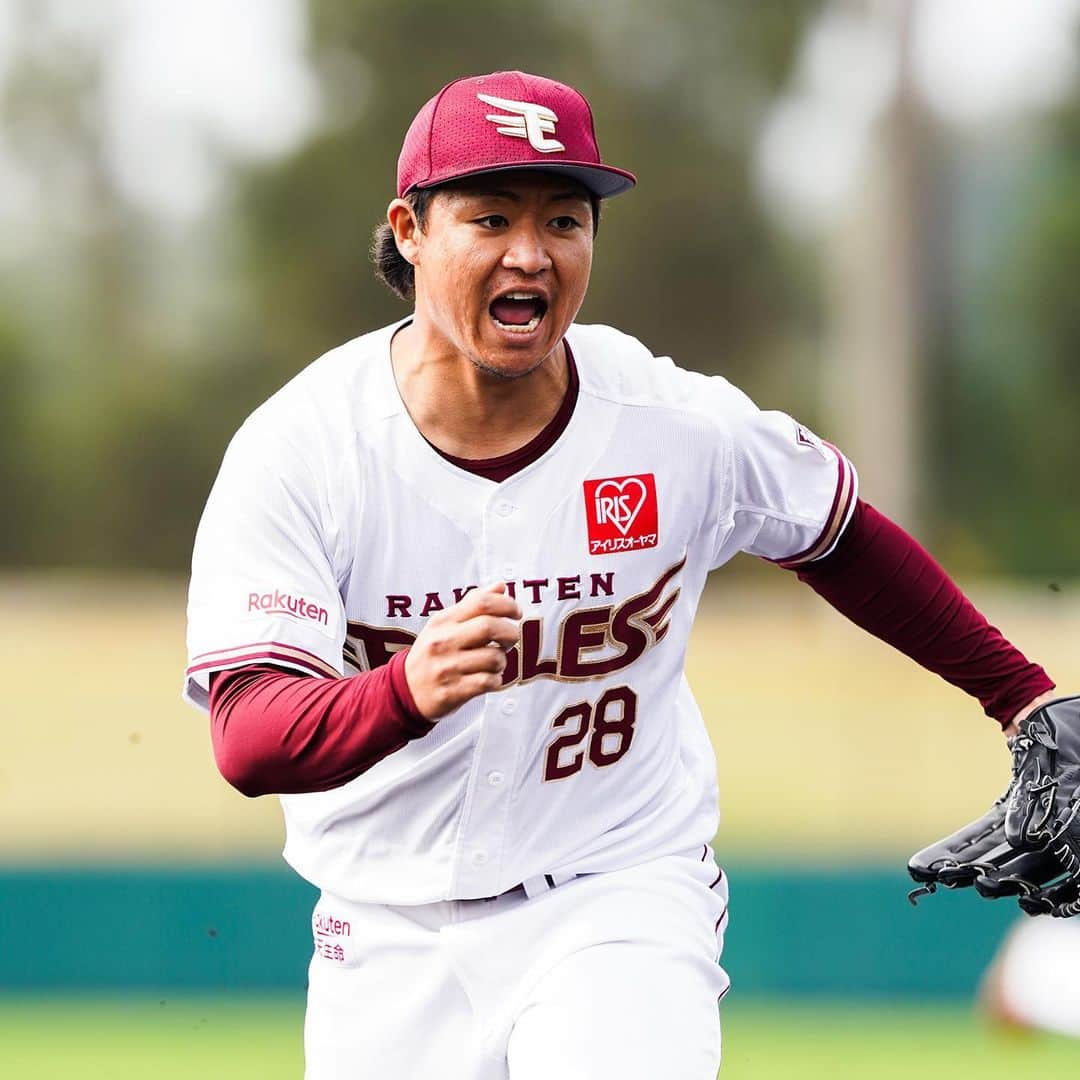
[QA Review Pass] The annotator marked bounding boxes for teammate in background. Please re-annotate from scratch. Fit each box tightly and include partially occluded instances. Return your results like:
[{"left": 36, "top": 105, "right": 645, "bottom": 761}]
[
  {"left": 185, "top": 71, "right": 1058, "bottom": 1078},
  {"left": 981, "top": 918, "right": 1080, "bottom": 1037}
]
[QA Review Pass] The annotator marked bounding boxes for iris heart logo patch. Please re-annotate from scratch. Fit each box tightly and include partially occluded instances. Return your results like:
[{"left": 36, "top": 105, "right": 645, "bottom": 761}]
[
  {"left": 583, "top": 473, "right": 659, "bottom": 555},
  {"left": 594, "top": 477, "right": 648, "bottom": 535}
]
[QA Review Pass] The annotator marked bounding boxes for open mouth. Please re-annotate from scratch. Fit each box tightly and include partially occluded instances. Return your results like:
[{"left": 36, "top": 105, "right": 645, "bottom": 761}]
[{"left": 489, "top": 292, "right": 549, "bottom": 335}]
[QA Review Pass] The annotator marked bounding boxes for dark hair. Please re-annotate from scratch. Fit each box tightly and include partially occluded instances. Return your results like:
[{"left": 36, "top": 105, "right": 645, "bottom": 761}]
[{"left": 371, "top": 184, "right": 602, "bottom": 302}]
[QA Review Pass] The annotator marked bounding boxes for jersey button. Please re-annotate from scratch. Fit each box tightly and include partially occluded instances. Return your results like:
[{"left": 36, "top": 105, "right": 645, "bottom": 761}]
[
  {"left": 501, "top": 700, "right": 517, "bottom": 716},
  {"left": 495, "top": 500, "right": 514, "bottom": 517},
  {"left": 471, "top": 850, "right": 488, "bottom": 866},
  {"left": 503, "top": 565, "right": 516, "bottom": 578},
  {"left": 487, "top": 771, "right": 504, "bottom": 787}
]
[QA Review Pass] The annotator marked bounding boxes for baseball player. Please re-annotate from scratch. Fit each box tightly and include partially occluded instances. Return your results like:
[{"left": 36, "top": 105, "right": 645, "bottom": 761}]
[
  {"left": 981, "top": 917, "right": 1080, "bottom": 1036},
  {"left": 185, "top": 71, "right": 1059, "bottom": 1079}
]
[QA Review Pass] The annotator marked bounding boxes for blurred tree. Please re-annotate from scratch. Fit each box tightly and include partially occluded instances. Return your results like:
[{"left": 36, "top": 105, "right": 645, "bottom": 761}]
[
  {"left": 232, "top": 0, "right": 820, "bottom": 408},
  {"left": 931, "top": 99, "right": 1080, "bottom": 580},
  {"left": 0, "top": 3, "right": 187, "bottom": 568},
  {"left": 0, "top": 316, "right": 41, "bottom": 562},
  {"left": 15, "top": 0, "right": 1077, "bottom": 581}
]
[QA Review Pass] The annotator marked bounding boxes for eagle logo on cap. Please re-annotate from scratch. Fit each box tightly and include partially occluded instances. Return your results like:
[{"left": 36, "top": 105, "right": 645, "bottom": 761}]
[{"left": 477, "top": 93, "right": 566, "bottom": 153}]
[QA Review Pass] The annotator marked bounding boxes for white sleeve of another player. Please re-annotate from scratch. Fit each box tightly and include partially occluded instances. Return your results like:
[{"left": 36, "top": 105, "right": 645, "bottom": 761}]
[
  {"left": 183, "top": 418, "right": 346, "bottom": 712},
  {"left": 715, "top": 405, "right": 858, "bottom": 569}
]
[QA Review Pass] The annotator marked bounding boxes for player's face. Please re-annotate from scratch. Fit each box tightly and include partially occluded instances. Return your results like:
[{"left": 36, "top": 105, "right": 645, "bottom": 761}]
[{"left": 410, "top": 173, "right": 594, "bottom": 378}]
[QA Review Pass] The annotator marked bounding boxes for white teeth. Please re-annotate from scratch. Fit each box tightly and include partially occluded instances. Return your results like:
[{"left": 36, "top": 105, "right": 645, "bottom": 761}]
[
  {"left": 504, "top": 292, "right": 542, "bottom": 301},
  {"left": 492, "top": 313, "right": 543, "bottom": 333}
]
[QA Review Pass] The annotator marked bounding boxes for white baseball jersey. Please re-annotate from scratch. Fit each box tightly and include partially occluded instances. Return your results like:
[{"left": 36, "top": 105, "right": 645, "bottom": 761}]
[{"left": 185, "top": 318, "right": 857, "bottom": 904}]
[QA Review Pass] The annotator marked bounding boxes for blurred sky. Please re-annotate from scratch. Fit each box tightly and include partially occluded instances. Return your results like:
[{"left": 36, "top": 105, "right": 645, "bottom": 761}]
[
  {"left": 2, "top": 0, "right": 1079, "bottom": 230},
  {"left": 758, "top": 0, "right": 1080, "bottom": 228},
  {"left": 0, "top": 0, "right": 318, "bottom": 224}
]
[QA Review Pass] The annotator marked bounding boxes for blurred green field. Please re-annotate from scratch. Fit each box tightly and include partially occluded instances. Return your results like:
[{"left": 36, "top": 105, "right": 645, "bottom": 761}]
[{"left": 2, "top": 996, "right": 1078, "bottom": 1079}]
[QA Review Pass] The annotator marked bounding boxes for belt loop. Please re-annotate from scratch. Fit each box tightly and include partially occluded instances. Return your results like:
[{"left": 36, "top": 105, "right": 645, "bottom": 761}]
[
  {"left": 520, "top": 871, "right": 577, "bottom": 899},
  {"left": 520, "top": 875, "right": 549, "bottom": 899}
]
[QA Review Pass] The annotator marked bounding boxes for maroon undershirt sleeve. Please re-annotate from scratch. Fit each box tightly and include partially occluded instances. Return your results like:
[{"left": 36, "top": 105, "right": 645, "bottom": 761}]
[
  {"left": 208, "top": 649, "right": 433, "bottom": 797},
  {"left": 207, "top": 357, "right": 582, "bottom": 799},
  {"left": 210, "top": 496, "right": 1051, "bottom": 798},
  {"left": 794, "top": 499, "right": 1054, "bottom": 727}
]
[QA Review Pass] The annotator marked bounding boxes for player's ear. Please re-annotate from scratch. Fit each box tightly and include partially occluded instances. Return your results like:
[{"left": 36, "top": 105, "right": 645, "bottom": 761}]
[{"left": 387, "top": 199, "right": 422, "bottom": 266}]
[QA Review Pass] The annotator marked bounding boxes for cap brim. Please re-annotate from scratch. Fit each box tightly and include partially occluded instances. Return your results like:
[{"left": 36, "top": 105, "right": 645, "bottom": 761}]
[{"left": 412, "top": 160, "right": 636, "bottom": 199}]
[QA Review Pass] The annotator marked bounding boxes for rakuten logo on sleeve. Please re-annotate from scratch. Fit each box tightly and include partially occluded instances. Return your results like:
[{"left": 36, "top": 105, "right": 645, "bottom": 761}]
[{"left": 247, "top": 589, "right": 329, "bottom": 629}]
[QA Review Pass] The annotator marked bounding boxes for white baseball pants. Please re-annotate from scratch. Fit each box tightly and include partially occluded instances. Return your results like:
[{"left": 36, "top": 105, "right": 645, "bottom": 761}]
[{"left": 303, "top": 848, "right": 730, "bottom": 1079}]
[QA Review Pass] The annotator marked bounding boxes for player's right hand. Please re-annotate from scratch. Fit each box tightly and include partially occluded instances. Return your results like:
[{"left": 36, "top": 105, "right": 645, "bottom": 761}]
[{"left": 403, "top": 582, "right": 522, "bottom": 721}]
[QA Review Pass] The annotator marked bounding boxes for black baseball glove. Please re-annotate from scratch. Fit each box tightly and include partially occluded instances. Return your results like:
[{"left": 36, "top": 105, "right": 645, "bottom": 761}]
[{"left": 907, "top": 696, "right": 1080, "bottom": 918}]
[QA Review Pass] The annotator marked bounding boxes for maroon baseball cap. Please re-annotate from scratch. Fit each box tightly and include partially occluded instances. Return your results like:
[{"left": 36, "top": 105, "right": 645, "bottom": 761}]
[{"left": 397, "top": 71, "right": 636, "bottom": 200}]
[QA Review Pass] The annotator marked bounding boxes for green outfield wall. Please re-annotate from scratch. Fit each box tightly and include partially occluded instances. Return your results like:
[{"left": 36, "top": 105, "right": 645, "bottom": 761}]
[{"left": 0, "top": 864, "right": 1017, "bottom": 998}]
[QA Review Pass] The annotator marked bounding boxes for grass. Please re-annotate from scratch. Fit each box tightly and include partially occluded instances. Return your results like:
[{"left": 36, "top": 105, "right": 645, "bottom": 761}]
[
  {"left": 0, "top": 996, "right": 306, "bottom": 1080},
  {"left": 720, "top": 1000, "right": 1080, "bottom": 1078},
  {"left": 2, "top": 996, "right": 1079, "bottom": 1078}
]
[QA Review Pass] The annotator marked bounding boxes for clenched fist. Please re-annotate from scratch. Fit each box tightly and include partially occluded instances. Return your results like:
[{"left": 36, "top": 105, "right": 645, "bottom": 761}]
[{"left": 404, "top": 582, "right": 522, "bottom": 721}]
